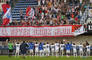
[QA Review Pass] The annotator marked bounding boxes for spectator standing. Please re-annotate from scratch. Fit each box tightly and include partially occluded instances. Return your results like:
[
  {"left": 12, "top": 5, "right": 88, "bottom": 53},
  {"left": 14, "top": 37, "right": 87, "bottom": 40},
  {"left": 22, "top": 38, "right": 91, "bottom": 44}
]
[
  {"left": 90, "top": 0, "right": 92, "bottom": 6},
  {"left": 38, "top": 0, "right": 41, "bottom": 6},
  {"left": 80, "top": 0, "right": 83, "bottom": 4},
  {"left": 41, "top": 0, "right": 46, "bottom": 5},
  {"left": 64, "top": 0, "right": 66, "bottom": 3},
  {"left": 20, "top": 10, "right": 23, "bottom": 21}
]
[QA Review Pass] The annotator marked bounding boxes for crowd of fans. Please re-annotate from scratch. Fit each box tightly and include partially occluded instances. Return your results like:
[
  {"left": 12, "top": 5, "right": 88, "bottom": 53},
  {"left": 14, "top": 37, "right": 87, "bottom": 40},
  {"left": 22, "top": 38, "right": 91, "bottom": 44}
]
[{"left": 9, "top": 0, "right": 89, "bottom": 26}]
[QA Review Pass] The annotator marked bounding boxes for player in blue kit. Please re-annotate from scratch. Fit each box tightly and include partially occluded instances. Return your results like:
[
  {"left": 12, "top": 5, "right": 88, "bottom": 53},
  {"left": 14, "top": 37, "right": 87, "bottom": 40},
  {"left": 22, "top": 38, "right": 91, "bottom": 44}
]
[
  {"left": 65, "top": 42, "right": 72, "bottom": 57},
  {"left": 28, "top": 42, "right": 34, "bottom": 56},
  {"left": 20, "top": 41, "right": 29, "bottom": 58},
  {"left": 39, "top": 42, "right": 44, "bottom": 56}
]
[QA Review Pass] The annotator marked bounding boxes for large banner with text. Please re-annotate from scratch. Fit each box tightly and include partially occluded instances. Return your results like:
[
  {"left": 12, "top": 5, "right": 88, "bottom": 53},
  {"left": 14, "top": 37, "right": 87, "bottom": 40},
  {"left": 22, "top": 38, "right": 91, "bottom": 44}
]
[{"left": 0, "top": 25, "right": 85, "bottom": 37}]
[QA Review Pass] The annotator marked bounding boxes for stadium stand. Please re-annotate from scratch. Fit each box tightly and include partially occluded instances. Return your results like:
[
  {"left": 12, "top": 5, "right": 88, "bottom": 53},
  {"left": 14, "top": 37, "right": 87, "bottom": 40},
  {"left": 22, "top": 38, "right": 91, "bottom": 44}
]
[
  {"left": 11, "top": 0, "right": 38, "bottom": 21},
  {"left": 8, "top": 0, "right": 89, "bottom": 26}
]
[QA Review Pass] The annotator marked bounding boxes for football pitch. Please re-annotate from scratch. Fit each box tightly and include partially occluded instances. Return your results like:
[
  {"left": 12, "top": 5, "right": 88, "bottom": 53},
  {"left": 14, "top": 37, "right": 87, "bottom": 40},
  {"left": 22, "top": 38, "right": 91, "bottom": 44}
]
[{"left": 0, "top": 56, "right": 92, "bottom": 60}]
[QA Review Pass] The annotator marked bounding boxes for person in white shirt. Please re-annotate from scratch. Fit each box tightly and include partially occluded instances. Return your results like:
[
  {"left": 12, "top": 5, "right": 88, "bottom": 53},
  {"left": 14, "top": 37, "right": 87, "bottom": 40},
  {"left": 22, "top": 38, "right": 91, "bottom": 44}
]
[
  {"left": 60, "top": 42, "right": 65, "bottom": 56},
  {"left": 86, "top": 45, "right": 91, "bottom": 56},
  {"left": 45, "top": 42, "right": 50, "bottom": 56},
  {"left": 80, "top": 0, "right": 82, "bottom": 4},
  {"left": 72, "top": 43, "right": 77, "bottom": 57},
  {"left": 51, "top": 43, "right": 55, "bottom": 56},
  {"left": 79, "top": 43, "right": 83, "bottom": 57},
  {"left": 80, "top": 10, "right": 82, "bottom": 17},
  {"left": 55, "top": 42, "right": 59, "bottom": 57},
  {"left": 15, "top": 42, "right": 20, "bottom": 56},
  {"left": 90, "top": 0, "right": 92, "bottom": 4},
  {"left": 43, "top": 43, "right": 47, "bottom": 56},
  {"left": 42, "top": 0, "right": 45, "bottom": 5},
  {"left": 64, "top": 0, "right": 66, "bottom": 3},
  {"left": 35, "top": 42, "right": 39, "bottom": 56},
  {"left": 38, "top": 0, "right": 41, "bottom": 6}
]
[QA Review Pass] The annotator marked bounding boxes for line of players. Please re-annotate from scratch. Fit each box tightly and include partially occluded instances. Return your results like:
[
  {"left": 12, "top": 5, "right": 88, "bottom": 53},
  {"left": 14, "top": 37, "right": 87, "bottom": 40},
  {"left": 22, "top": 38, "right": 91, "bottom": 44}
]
[{"left": 15, "top": 41, "right": 91, "bottom": 57}]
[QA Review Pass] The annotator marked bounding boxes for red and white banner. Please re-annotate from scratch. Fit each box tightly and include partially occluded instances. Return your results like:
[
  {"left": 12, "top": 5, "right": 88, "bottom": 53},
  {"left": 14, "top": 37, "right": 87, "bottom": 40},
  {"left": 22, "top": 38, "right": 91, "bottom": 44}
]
[{"left": 0, "top": 25, "right": 85, "bottom": 37}]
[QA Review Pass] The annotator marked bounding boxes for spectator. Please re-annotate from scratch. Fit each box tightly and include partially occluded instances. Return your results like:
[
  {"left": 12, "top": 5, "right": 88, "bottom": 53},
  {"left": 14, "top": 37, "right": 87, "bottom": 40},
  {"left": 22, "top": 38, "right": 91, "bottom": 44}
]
[
  {"left": 38, "top": 0, "right": 41, "bottom": 6},
  {"left": 20, "top": 10, "right": 23, "bottom": 21}
]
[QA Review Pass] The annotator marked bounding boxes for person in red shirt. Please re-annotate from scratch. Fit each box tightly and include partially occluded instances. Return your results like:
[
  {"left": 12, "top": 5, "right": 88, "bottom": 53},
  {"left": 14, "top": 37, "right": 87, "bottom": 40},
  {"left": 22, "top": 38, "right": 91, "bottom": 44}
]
[
  {"left": 71, "top": 13, "right": 74, "bottom": 18},
  {"left": 75, "top": 17, "right": 78, "bottom": 22},
  {"left": 75, "top": 17, "right": 78, "bottom": 24}
]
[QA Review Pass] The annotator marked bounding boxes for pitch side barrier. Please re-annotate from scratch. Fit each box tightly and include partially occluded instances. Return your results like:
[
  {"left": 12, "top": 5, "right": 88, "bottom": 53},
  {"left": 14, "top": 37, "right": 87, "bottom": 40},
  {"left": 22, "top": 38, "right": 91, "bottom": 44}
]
[{"left": 0, "top": 25, "right": 85, "bottom": 37}]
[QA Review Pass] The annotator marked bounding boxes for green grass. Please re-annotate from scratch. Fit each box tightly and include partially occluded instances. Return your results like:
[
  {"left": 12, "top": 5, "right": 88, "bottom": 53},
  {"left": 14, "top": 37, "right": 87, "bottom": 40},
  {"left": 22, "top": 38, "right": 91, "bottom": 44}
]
[{"left": 0, "top": 56, "right": 92, "bottom": 60}]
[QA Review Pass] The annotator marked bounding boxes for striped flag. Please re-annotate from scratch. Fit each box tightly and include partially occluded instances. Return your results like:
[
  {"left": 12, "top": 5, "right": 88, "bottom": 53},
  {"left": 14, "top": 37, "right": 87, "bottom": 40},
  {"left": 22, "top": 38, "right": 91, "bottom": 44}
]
[
  {"left": 26, "top": 6, "right": 31, "bottom": 16},
  {"left": 2, "top": 8, "right": 12, "bottom": 25},
  {"left": 26, "top": 6, "right": 35, "bottom": 19}
]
